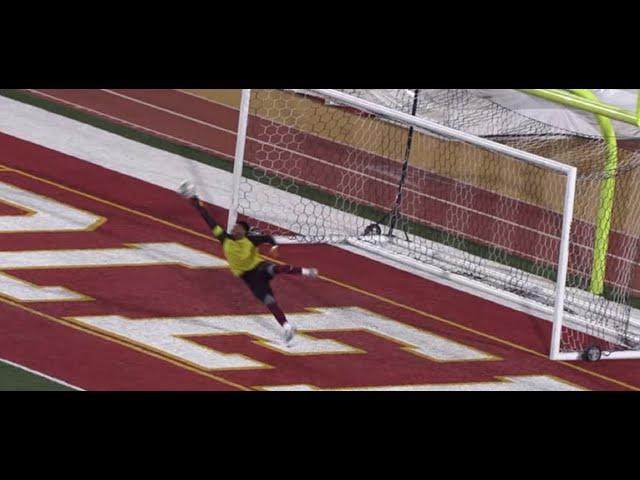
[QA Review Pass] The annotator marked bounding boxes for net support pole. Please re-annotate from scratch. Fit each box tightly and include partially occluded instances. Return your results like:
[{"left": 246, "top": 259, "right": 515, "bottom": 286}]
[
  {"left": 228, "top": 89, "right": 251, "bottom": 231},
  {"left": 388, "top": 89, "right": 420, "bottom": 238}
]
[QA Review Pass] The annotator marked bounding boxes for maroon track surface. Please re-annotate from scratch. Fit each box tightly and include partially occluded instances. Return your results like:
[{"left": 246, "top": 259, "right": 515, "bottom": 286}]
[{"left": 0, "top": 130, "right": 638, "bottom": 390}]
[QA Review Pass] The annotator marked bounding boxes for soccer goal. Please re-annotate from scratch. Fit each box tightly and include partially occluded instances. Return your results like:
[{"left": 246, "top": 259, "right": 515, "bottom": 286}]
[{"left": 226, "top": 88, "right": 640, "bottom": 361}]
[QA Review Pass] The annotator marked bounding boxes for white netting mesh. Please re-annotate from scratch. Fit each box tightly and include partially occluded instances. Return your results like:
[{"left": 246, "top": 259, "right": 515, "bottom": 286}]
[{"left": 233, "top": 89, "right": 640, "bottom": 358}]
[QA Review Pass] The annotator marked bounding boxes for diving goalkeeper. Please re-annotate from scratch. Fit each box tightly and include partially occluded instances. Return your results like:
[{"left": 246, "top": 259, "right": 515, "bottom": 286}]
[{"left": 178, "top": 181, "right": 318, "bottom": 345}]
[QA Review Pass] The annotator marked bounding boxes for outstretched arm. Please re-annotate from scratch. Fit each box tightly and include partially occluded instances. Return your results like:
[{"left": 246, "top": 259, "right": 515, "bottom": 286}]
[{"left": 190, "top": 197, "right": 228, "bottom": 242}]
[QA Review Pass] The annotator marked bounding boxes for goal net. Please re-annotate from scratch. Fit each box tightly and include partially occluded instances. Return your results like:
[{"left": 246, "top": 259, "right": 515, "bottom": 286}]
[{"left": 229, "top": 89, "right": 640, "bottom": 360}]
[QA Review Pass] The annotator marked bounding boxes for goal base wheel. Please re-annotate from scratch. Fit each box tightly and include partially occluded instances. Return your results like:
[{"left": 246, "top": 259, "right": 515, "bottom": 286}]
[{"left": 582, "top": 345, "right": 602, "bottom": 362}]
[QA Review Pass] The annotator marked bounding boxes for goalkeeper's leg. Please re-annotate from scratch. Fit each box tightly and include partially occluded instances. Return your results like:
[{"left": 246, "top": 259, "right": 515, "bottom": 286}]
[{"left": 242, "top": 265, "right": 297, "bottom": 344}]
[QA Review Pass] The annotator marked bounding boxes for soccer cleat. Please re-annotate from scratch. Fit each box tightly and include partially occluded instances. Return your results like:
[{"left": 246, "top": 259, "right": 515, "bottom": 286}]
[
  {"left": 177, "top": 180, "right": 196, "bottom": 198},
  {"left": 283, "top": 322, "right": 296, "bottom": 345},
  {"left": 302, "top": 268, "right": 319, "bottom": 278}
]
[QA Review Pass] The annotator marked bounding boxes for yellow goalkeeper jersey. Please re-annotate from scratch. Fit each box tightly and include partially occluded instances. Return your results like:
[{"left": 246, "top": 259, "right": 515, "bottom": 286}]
[{"left": 213, "top": 225, "right": 264, "bottom": 276}]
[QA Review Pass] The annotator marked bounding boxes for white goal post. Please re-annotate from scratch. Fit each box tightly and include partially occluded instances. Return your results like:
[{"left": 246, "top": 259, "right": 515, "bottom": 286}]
[{"left": 226, "top": 88, "right": 640, "bottom": 361}]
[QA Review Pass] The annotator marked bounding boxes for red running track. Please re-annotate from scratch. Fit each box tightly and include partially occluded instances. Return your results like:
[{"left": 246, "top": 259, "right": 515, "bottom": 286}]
[{"left": 0, "top": 131, "right": 639, "bottom": 389}]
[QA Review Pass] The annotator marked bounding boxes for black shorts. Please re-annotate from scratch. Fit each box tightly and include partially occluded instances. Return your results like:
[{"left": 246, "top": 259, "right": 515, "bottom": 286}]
[{"left": 240, "top": 261, "right": 276, "bottom": 304}]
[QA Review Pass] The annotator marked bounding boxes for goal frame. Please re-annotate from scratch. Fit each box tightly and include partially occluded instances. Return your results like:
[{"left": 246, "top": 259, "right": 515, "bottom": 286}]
[{"left": 227, "top": 88, "right": 640, "bottom": 361}]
